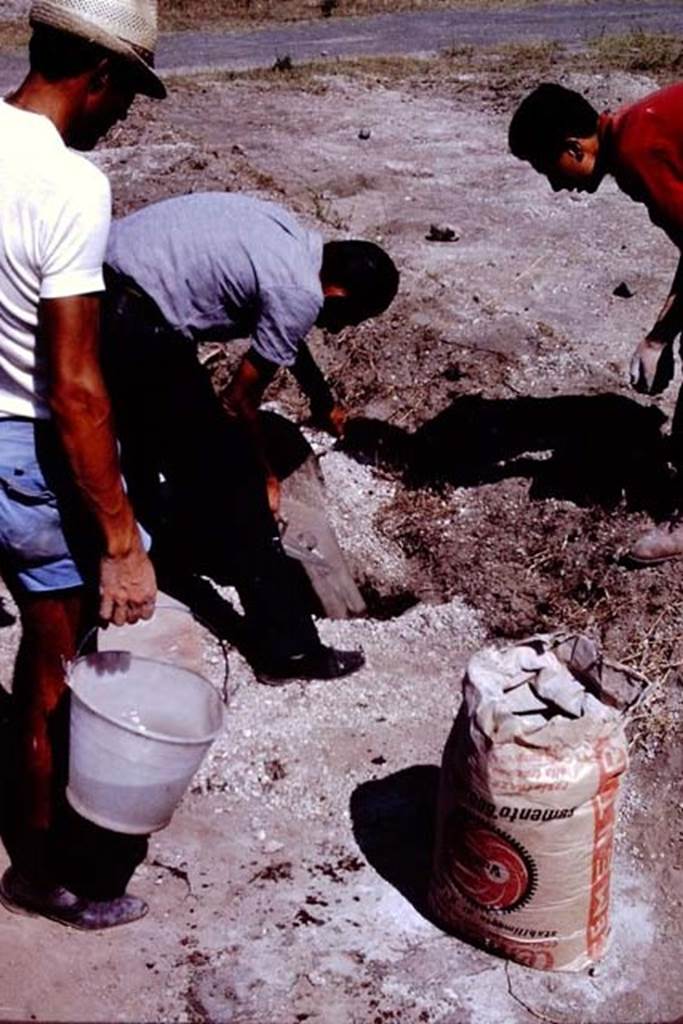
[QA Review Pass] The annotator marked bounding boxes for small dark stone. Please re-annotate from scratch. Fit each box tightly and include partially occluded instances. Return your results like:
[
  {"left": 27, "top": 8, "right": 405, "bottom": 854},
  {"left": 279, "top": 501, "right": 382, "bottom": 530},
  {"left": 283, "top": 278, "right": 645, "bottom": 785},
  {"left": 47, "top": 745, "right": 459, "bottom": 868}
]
[
  {"left": 426, "top": 223, "right": 458, "bottom": 242},
  {"left": 358, "top": 127, "right": 371, "bottom": 140},
  {"left": 613, "top": 281, "right": 634, "bottom": 298},
  {"left": 272, "top": 54, "right": 293, "bottom": 72}
]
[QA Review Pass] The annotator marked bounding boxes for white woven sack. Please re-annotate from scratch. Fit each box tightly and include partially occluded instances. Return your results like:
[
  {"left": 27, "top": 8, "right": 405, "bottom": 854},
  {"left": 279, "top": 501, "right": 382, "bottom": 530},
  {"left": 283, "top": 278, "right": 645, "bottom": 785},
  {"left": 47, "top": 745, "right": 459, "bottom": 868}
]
[{"left": 429, "top": 634, "right": 641, "bottom": 971}]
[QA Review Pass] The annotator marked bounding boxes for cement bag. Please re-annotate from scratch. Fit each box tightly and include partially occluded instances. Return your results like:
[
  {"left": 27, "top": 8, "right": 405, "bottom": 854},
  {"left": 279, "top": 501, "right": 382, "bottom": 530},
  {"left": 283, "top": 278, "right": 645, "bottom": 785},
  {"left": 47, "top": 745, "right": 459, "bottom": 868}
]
[{"left": 429, "top": 634, "right": 645, "bottom": 972}]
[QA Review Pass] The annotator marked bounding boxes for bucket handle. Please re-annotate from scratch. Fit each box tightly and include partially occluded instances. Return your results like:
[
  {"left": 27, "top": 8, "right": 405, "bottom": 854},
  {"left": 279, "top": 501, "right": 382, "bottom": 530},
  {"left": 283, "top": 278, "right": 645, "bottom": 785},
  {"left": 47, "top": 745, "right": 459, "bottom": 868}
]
[{"left": 68, "top": 602, "right": 233, "bottom": 707}]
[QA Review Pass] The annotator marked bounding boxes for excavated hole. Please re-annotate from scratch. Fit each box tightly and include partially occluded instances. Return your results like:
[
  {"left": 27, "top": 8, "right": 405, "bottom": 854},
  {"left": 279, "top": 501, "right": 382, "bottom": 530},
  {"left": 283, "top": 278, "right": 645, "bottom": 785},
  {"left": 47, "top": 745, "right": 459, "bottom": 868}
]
[{"left": 357, "top": 582, "right": 420, "bottom": 621}]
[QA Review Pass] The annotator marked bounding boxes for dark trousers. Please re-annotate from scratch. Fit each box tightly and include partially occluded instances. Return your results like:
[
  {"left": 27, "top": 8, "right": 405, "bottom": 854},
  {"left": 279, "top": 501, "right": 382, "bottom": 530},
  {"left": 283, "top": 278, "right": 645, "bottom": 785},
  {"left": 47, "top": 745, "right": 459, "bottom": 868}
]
[
  {"left": 0, "top": 682, "right": 148, "bottom": 900},
  {"left": 101, "top": 277, "right": 318, "bottom": 663}
]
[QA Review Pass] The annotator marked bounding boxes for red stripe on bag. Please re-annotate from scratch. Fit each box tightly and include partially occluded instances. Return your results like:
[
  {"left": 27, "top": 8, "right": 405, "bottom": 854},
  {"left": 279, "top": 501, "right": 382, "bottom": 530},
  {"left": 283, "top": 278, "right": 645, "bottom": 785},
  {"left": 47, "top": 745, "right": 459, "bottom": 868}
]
[{"left": 586, "top": 737, "right": 627, "bottom": 956}]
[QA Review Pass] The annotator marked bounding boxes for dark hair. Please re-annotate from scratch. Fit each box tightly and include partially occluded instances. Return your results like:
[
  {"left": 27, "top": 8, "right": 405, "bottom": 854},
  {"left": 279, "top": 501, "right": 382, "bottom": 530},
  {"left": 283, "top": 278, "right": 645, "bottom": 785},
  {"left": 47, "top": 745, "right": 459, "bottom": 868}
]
[
  {"left": 29, "top": 24, "right": 113, "bottom": 80},
  {"left": 321, "top": 240, "right": 399, "bottom": 316},
  {"left": 508, "top": 83, "right": 599, "bottom": 162}
]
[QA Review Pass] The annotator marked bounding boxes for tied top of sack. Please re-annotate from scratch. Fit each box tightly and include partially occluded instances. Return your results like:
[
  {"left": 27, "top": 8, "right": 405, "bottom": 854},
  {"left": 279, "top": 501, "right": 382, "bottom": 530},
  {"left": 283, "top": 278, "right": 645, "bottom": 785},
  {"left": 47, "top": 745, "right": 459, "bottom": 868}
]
[{"left": 464, "top": 633, "right": 646, "bottom": 748}]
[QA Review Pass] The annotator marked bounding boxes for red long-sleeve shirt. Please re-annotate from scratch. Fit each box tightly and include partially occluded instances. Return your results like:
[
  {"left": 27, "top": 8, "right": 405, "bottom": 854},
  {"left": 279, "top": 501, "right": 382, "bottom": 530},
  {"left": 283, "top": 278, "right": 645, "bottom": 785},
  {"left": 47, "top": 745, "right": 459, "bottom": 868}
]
[{"left": 601, "top": 83, "right": 683, "bottom": 248}]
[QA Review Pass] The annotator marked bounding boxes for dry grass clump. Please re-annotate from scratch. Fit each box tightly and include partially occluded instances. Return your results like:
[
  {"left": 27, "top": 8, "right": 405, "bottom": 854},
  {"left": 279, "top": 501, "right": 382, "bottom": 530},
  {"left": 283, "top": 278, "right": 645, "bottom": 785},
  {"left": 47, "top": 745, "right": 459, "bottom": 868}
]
[
  {"left": 440, "top": 37, "right": 561, "bottom": 71},
  {"left": 169, "top": 55, "right": 443, "bottom": 93},
  {"left": 165, "top": 29, "right": 683, "bottom": 96},
  {"left": 589, "top": 30, "right": 683, "bottom": 75}
]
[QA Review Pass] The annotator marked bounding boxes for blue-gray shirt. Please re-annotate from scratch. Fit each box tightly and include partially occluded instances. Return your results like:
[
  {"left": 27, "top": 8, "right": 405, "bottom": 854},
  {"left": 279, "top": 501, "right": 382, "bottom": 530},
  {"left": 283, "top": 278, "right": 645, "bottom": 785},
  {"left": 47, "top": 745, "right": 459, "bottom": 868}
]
[{"left": 106, "top": 193, "right": 324, "bottom": 367}]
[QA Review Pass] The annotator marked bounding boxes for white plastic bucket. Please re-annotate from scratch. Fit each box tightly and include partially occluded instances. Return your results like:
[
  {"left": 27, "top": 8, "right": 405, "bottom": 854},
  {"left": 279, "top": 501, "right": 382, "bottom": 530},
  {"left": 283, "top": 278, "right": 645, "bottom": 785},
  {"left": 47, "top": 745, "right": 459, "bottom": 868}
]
[{"left": 67, "top": 651, "right": 224, "bottom": 834}]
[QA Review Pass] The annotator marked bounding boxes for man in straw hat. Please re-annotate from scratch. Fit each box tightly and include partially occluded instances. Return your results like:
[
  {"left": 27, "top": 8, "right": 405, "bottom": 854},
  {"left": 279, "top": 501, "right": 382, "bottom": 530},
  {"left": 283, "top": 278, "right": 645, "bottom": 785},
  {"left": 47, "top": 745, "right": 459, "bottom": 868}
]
[{"left": 0, "top": 0, "right": 164, "bottom": 929}]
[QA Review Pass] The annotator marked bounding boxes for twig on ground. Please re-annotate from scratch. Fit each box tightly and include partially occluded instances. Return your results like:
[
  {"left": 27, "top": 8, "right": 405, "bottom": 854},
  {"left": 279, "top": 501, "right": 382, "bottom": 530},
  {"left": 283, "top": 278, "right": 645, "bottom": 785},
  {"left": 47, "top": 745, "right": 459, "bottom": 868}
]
[
  {"left": 504, "top": 962, "right": 570, "bottom": 1024},
  {"left": 150, "top": 858, "right": 194, "bottom": 896}
]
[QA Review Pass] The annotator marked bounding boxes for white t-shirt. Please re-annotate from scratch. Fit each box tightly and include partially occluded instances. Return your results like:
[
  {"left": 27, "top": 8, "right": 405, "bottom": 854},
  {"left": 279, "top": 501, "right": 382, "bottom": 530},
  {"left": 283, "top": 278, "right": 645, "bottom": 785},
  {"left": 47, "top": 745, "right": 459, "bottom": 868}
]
[{"left": 0, "top": 100, "right": 111, "bottom": 420}]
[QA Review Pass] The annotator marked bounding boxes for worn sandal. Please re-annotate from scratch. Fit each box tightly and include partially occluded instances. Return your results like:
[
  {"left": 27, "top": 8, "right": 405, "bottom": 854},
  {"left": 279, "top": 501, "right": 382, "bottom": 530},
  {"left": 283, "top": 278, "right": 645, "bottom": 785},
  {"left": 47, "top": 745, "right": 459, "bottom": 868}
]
[{"left": 0, "top": 867, "right": 148, "bottom": 930}]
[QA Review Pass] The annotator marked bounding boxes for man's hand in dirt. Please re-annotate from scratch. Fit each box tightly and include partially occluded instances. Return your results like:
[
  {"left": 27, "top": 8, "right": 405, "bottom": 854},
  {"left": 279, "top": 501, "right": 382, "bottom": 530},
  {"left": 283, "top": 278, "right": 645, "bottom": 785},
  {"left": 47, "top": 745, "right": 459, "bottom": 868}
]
[
  {"left": 266, "top": 473, "right": 281, "bottom": 516},
  {"left": 311, "top": 403, "right": 348, "bottom": 438},
  {"left": 99, "top": 541, "right": 157, "bottom": 627},
  {"left": 629, "top": 336, "right": 675, "bottom": 395}
]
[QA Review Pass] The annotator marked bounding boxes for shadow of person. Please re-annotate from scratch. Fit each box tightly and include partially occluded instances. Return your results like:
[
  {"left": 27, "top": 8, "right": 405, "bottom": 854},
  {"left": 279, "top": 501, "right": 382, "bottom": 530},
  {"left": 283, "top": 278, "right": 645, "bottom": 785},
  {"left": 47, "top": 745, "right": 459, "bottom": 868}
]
[
  {"left": 342, "top": 416, "right": 418, "bottom": 473},
  {"left": 259, "top": 409, "right": 315, "bottom": 482},
  {"left": 350, "top": 764, "right": 440, "bottom": 922},
  {"left": 342, "top": 393, "right": 672, "bottom": 517}
]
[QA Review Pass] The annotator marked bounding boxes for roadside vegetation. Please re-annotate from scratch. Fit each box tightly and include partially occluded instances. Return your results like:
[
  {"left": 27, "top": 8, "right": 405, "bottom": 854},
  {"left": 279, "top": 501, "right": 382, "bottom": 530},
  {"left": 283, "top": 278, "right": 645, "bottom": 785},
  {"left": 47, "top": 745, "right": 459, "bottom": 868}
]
[
  {"left": 166, "top": 31, "right": 683, "bottom": 95},
  {"left": 0, "top": 4, "right": 679, "bottom": 68},
  {"left": 590, "top": 28, "right": 683, "bottom": 73}
]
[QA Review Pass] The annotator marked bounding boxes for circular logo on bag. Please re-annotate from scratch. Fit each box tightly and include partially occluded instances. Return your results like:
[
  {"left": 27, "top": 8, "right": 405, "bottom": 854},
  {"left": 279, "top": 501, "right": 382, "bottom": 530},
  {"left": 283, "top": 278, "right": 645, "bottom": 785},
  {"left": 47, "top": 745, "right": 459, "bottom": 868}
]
[{"left": 445, "top": 814, "right": 537, "bottom": 913}]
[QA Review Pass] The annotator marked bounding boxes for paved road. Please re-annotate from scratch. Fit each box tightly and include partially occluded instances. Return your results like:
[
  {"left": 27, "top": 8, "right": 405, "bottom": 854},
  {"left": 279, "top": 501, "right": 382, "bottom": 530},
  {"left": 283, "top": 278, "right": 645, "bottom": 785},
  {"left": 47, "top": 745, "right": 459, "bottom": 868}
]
[
  {"left": 158, "top": 1, "right": 683, "bottom": 72},
  {"left": 1, "top": 1, "right": 681, "bottom": 88}
]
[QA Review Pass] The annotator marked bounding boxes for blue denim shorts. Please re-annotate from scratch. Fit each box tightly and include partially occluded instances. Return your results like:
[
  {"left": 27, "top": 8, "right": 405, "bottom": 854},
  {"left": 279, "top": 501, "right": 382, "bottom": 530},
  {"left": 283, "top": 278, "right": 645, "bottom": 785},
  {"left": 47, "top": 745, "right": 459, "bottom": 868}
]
[{"left": 0, "top": 418, "right": 95, "bottom": 593}]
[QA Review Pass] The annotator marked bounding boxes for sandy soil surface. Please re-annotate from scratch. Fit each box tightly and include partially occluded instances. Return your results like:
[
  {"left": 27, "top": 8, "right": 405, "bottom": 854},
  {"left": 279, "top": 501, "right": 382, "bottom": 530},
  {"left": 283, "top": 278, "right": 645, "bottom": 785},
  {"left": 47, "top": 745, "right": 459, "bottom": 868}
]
[{"left": 0, "top": 50, "right": 682, "bottom": 1024}]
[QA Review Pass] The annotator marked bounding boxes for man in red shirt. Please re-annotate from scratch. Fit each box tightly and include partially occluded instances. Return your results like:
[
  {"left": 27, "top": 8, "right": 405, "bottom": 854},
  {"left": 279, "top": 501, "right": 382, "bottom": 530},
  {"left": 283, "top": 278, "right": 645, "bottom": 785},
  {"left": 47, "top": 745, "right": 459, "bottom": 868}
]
[{"left": 508, "top": 82, "right": 683, "bottom": 564}]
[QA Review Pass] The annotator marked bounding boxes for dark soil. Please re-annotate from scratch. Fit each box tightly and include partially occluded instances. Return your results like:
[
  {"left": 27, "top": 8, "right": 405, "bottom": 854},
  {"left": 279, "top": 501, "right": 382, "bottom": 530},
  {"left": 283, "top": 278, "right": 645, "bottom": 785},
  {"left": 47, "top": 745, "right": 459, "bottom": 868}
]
[{"left": 98, "top": 66, "right": 683, "bottom": 694}]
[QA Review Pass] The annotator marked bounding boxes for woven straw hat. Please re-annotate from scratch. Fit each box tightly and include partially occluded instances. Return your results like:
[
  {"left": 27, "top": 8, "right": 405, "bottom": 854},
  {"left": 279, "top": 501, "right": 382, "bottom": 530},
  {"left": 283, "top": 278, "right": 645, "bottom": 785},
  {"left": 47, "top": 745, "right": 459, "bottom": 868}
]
[{"left": 29, "top": 0, "right": 166, "bottom": 98}]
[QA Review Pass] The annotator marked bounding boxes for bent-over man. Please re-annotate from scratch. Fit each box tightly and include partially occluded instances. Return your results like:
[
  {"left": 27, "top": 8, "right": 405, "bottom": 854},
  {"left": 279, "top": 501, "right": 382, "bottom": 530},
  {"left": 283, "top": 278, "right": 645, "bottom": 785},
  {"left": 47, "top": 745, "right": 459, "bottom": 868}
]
[
  {"left": 102, "top": 192, "right": 399, "bottom": 682},
  {"left": 509, "top": 81, "right": 683, "bottom": 564}
]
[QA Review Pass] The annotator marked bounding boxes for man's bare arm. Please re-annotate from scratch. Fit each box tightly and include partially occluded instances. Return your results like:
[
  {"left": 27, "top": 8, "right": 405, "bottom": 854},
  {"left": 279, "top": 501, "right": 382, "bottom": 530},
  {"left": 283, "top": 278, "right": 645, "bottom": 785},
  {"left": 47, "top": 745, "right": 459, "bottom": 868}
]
[
  {"left": 291, "top": 342, "right": 347, "bottom": 436},
  {"left": 41, "top": 294, "right": 156, "bottom": 625},
  {"left": 222, "top": 350, "right": 280, "bottom": 513},
  {"left": 650, "top": 252, "right": 683, "bottom": 342},
  {"left": 630, "top": 253, "right": 683, "bottom": 394}
]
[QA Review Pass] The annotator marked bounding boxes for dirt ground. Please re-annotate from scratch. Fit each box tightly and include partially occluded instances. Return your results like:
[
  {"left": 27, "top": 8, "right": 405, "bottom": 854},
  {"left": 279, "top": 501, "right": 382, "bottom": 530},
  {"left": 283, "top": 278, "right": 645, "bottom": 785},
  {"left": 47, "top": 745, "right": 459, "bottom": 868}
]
[{"left": 0, "top": 42, "right": 682, "bottom": 1024}]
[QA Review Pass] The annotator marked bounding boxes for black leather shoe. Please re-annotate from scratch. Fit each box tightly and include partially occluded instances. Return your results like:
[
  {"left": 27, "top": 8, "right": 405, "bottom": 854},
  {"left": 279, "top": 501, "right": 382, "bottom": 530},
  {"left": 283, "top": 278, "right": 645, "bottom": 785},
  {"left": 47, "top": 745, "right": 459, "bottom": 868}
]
[
  {"left": 0, "top": 867, "right": 148, "bottom": 930},
  {"left": 255, "top": 644, "right": 365, "bottom": 686}
]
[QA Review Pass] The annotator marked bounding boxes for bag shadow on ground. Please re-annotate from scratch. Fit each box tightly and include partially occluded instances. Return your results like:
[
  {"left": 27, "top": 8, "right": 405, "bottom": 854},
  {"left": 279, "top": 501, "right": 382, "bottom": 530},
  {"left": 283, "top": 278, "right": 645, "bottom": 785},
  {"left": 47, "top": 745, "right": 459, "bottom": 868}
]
[
  {"left": 341, "top": 393, "right": 672, "bottom": 517},
  {"left": 350, "top": 764, "right": 441, "bottom": 923}
]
